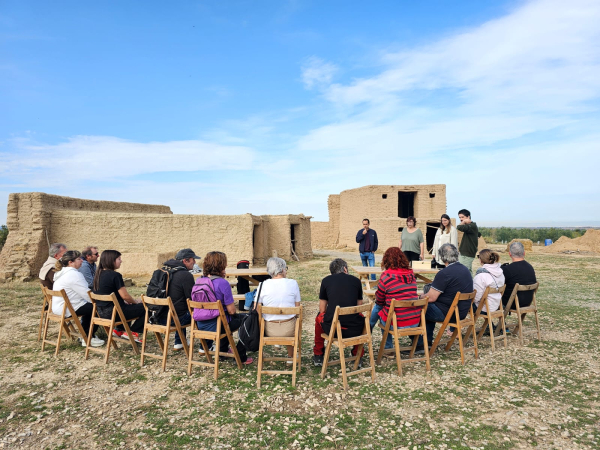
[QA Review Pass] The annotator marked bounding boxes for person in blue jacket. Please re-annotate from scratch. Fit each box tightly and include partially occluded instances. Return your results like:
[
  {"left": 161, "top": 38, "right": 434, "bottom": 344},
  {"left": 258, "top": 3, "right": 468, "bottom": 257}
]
[{"left": 356, "top": 218, "right": 378, "bottom": 281}]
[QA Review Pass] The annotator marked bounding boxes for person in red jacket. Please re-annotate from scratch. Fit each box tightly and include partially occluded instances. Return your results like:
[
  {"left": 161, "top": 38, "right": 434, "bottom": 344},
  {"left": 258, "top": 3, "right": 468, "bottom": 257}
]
[{"left": 370, "top": 247, "right": 420, "bottom": 349}]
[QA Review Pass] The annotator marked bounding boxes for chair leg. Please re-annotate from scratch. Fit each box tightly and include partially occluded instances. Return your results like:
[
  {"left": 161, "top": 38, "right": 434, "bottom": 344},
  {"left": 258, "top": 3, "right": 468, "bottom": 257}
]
[
  {"left": 500, "top": 314, "right": 507, "bottom": 348},
  {"left": 445, "top": 327, "right": 459, "bottom": 352},
  {"left": 140, "top": 327, "right": 149, "bottom": 368},
  {"left": 38, "top": 305, "right": 46, "bottom": 342},
  {"left": 320, "top": 337, "right": 334, "bottom": 380},
  {"left": 214, "top": 334, "right": 220, "bottom": 380},
  {"left": 339, "top": 343, "right": 348, "bottom": 390},
  {"left": 376, "top": 329, "right": 387, "bottom": 365},
  {"left": 257, "top": 342, "right": 264, "bottom": 388},
  {"left": 352, "top": 343, "right": 363, "bottom": 371},
  {"left": 161, "top": 330, "right": 170, "bottom": 372},
  {"left": 486, "top": 317, "right": 495, "bottom": 352},
  {"left": 41, "top": 313, "right": 51, "bottom": 352},
  {"left": 367, "top": 335, "right": 376, "bottom": 382},
  {"left": 456, "top": 324, "right": 465, "bottom": 365},
  {"left": 534, "top": 309, "right": 542, "bottom": 341},
  {"left": 422, "top": 332, "right": 431, "bottom": 372},
  {"left": 472, "top": 321, "right": 479, "bottom": 360},
  {"left": 55, "top": 320, "right": 64, "bottom": 357},
  {"left": 187, "top": 334, "right": 195, "bottom": 376},
  {"left": 291, "top": 344, "right": 297, "bottom": 388},
  {"left": 393, "top": 331, "right": 402, "bottom": 376},
  {"left": 517, "top": 313, "right": 525, "bottom": 346}
]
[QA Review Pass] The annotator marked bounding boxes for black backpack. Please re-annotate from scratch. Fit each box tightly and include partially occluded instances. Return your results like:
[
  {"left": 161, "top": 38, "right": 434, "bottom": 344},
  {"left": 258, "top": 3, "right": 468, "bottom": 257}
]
[
  {"left": 146, "top": 265, "right": 185, "bottom": 323},
  {"left": 237, "top": 283, "right": 262, "bottom": 352}
]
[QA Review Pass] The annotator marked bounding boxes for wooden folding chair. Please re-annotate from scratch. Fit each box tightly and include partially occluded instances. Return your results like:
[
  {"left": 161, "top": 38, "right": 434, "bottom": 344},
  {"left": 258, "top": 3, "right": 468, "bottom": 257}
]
[
  {"left": 376, "top": 298, "right": 431, "bottom": 376},
  {"left": 38, "top": 286, "right": 51, "bottom": 341},
  {"left": 140, "top": 295, "right": 191, "bottom": 372},
  {"left": 187, "top": 299, "right": 242, "bottom": 379},
  {"left": 463, "top": 286, "right": 507, "bottom": 351},
  {"left": 429, "top": 291, "right": 479, "bottom": 365},
  {"left": 85, "top": 292, "right": 141, "bottom": 364},
  {"left": 256, "top": 304, "right": 303, "bottom": 388},
  {"left": 498, "top": 283, "right": 541, "bottom": 345},
  {"left": 320, "top": 302, "right": 376, "bottom": 390},
  {"left": 41, "top": 287, "right": 89, "bottom": 357}
]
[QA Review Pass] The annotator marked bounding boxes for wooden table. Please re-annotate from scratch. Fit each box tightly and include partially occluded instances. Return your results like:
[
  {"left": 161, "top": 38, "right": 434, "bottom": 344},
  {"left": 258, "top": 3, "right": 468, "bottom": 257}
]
[
  {"left": 351, "top": 266, "right": 439, "bottom": 290},
  {"left": 193, "top": 267, "right": 269, "bottom": 286}
]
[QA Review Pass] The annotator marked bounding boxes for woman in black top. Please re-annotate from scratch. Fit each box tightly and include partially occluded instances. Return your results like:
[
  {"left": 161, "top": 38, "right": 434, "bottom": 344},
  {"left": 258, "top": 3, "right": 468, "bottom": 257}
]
[{"left": 92, "top": 250, "right": 145, "bottom": 341}]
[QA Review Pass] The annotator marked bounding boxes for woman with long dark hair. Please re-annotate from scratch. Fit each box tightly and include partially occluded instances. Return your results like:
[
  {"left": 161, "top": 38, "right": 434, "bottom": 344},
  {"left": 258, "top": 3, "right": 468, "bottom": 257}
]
[
  {"left": 52, "top": 250, "right": 105, "bottom": 347},
  {"left": 431, "top": 214, "right": 458, "bottom": 268},
  {"left": 369, "top": 247, "right": 420, "bottom": 349},
  {"left": 92, "top": 250, "right": 145, "bottom": 342}
]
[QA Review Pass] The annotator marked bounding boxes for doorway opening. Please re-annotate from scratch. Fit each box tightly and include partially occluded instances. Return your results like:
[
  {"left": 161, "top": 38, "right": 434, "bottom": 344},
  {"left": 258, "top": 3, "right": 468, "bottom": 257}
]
[
  {"left": 426, "top": 222, "right": 441, "bottom": 253},
  {"left": 398, "top": 192, "right": 416, "bottom": 218}
]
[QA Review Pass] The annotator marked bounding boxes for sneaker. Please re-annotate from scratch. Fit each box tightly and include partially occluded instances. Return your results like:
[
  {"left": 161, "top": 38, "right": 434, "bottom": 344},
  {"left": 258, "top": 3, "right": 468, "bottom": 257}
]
[
  {"left": 80, "top": 337, "right": 105, "bottom": 348},
  {"left": 242, "top": 357, "right": 254, "bottom": 365},
  {"left": 401, "top": 346, "right": 426, "bottom": 356},
  {"left": 173, "top": 343, "right": 184, "bottom": 351},
  {"left": 350, "top": 357, "right": 363, "bottom": 369},
  {"left": 199, "top": 343, "right": 216, "bottom": 354},
  {"left": 312, "top": 355, "right": 324, "bottom": 367},
  {"left": 121, "top": 332, "right": 142, "bottom": 344},
  {"left": 112, "top": 330, "right": 124, "bottom": 338}
]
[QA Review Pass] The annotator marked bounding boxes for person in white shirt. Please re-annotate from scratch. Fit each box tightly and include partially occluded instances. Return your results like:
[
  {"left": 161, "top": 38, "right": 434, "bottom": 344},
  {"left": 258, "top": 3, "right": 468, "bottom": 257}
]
[
  {"left": 472, "top": 249, "right": 505, "bottom": 313},
  {"left": 256, "top": 257, "right": 301, "bottom": 359},
  {"left": 431, "top": 214, "right": 458, "bottom": 268},
  {"left": 52, "top": 250, "right": 105, "bottom": 348}
]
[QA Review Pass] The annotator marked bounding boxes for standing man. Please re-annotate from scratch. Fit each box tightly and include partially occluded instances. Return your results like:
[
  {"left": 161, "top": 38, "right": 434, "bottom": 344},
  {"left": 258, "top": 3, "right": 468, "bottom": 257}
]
[
  {"left": 79, "top": 246, "right": 99, "bottom": 289},
  {"left": 356, "top": 218, "right": 378, "bottom": 281},
  {"left": 39, "top": 243, "right": 67, "bottom": 289},
  {"left": 456, "top": 209, "right": 478, "bottom": 274},
  {"left": 312, "top": 258, "right": 365, "bottom": 367}
]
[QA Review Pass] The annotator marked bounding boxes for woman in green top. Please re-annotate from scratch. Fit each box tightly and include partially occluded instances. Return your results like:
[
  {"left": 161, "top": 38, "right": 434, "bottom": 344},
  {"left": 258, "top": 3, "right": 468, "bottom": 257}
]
[{"left": 398, "top": 216, "right": 424, "bottom": 263}]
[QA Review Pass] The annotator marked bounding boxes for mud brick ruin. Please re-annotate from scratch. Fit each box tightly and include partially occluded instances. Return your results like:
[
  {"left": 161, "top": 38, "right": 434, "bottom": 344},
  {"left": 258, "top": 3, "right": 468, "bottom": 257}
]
[
  {"left": 0, "top": 193, "right": 312, "bottom": 280},
  {"left": 312, "top": 185, "right": 450, "bottom": 253}
]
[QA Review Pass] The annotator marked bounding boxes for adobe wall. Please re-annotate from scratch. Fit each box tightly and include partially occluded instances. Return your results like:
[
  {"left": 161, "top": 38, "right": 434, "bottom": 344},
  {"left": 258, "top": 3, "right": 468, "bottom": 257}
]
[
  {"left": 264, "top": 215, "right": 313, "bottom": 262},
  {"left": 49, "top": 210, "right": 256, "bottom": 270},
  {"left": 311, "top": 222, "right": 331, "bottom": 249},
  {"left": 0, "top": 192, "right": 314, "bottom": 280},
  {"left": 336, "top": 185, "right": 447, "bottom": 251},
  {"left": 0, "top": 192, "right": 171, "bottom": 281}
]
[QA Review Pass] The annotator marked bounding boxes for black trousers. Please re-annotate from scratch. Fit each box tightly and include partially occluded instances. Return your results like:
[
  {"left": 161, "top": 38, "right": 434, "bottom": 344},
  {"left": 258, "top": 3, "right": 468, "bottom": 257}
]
[
  {"left": 75, "top": 303, "right": 98, "bottom": 338},
  {"left": 404, "top": 250, "right": 421, "bottom": 263},
  {"left": 97, "top": 303, "right": 146, "bottom": 333}
]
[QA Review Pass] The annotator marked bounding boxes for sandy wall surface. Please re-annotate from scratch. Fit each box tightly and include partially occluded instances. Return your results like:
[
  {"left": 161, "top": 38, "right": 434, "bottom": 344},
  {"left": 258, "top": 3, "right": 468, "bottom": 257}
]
[{"left": 0, "top": 192, "right": 171, "bottom": 281}]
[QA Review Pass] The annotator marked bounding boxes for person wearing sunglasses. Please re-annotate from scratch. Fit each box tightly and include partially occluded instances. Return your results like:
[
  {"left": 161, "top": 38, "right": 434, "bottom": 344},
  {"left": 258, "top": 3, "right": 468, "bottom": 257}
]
[{"left": 79, "top": 246, "right": 99, "bottom": 289}]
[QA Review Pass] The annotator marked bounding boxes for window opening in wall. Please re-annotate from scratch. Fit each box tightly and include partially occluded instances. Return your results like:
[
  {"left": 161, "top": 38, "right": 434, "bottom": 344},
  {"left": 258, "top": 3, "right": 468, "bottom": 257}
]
[
  {"left": 426, "top": 222, "right": 441, "bottom": 253},
  {"left": 429, "top": 193, "right": 435, "bottom": 198},
  {"left": 382, "top": 194, "right": 388, "bottom": 199},
  {"left": 398, "top": 227, "right": 404, "bottom": 232},
  {"left": 397, "top": 192, "right": 415, "bottom": 218}
]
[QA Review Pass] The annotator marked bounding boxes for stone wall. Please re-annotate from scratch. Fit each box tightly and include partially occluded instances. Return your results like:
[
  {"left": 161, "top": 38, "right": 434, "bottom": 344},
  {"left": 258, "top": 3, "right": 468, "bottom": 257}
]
[{"left": 310, "top": 222, "right": 331, "bottom": 249}]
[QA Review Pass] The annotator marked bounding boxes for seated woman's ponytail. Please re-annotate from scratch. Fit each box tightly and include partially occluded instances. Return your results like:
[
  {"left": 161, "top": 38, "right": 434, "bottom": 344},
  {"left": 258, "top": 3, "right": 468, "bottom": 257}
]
[{"left": 55, "top": 250, "right": 82, "bottom": 272}]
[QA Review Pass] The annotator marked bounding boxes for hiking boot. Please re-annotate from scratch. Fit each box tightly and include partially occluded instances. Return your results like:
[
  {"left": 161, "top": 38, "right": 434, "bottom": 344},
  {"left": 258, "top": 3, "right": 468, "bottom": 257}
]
[{"left": 312, "top": 355, "right": 324, "bottom": 367}]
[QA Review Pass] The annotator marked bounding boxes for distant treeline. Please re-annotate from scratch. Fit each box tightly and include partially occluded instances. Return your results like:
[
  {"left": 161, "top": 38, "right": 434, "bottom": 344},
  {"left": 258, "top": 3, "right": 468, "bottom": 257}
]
[
  {"left": 480, "top": 227, "right": 587, "bottom": 244},
  {"left": 0, "top": 225, "right": 7, "bottom": 250}
]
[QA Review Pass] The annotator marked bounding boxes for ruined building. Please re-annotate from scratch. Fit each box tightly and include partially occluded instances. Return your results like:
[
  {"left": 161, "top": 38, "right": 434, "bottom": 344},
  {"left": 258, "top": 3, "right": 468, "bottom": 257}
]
[
  {"left": 311, "top": 185, "right": 448, "bottom": 253},
  {"left": 0, "top": 193, "right": 312, "bottom": 280}
]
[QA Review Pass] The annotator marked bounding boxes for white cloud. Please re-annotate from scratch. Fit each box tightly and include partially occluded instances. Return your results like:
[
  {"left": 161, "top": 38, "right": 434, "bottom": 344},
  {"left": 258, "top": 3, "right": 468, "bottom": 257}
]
[
  {"left": 0, "top": 136, "right": 256, "bottom": 181},
  {"left": 301, "top": 56, "right": 338, "bottom": 90}
]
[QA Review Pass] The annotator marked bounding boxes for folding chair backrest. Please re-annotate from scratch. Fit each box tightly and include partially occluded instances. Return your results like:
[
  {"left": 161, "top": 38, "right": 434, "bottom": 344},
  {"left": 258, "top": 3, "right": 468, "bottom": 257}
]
[
  {"left": 517, "top": 282, "right": 539, "bottom": 297},
  {"left": 188, "top": 299, "right": 225, "bottom": 315},
  {"left": 46, "top": 287, "right": 79, "bottom": 319},
  {"left": 88, "top": 291, "right": 118, "bottom": 305},
  {"left": 337, "top": 302, "right": 373, "bottom": 316},
  {"left": 259, "top": 305, "right": 302, "bottom": 316}
]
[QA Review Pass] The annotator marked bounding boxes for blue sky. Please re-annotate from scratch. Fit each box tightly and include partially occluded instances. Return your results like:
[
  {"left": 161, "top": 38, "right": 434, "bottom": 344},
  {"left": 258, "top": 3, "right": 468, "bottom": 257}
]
[{"left": 2, "top": 0, "right": 599, "bottom": 226}]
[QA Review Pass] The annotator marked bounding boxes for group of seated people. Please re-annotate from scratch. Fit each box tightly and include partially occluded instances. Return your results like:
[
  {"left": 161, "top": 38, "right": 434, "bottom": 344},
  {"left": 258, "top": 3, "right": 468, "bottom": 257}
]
[{"left": 40, "top": 238, "right": 536, "bottom": 368}]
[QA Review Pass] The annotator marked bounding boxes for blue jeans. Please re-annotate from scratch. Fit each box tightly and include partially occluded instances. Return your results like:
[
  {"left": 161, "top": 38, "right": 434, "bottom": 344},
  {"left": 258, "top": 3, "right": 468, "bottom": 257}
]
[
  {"left": 416, "top": 302, "right": 447, "bottom": 347},
  {"left": 158, "top": 311, "right": 191, "bottom": 346},
  {"left": 370, "top": 303, "right": 419, "bottom": 349},
  {"left": 360, "top": 251, "right": 376, "bottom": 280}
]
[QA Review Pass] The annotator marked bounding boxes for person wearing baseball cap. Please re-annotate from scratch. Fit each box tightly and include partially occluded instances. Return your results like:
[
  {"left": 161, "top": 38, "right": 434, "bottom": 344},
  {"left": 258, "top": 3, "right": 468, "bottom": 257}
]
[{"left": 157, "top": 248, "right": 200, "bottom": 350}]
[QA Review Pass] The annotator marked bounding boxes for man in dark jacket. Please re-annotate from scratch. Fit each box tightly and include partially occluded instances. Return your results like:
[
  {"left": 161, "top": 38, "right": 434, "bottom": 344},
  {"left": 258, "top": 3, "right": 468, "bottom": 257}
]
[
  {"left": 356, "top": 218, "right": 378, "bottom": 281},
  {"left": 158, "top": 248, "right": 199, "bottom": 350},
  {"left": 456, "top": 209, "right": 478, "bottom": 274}
]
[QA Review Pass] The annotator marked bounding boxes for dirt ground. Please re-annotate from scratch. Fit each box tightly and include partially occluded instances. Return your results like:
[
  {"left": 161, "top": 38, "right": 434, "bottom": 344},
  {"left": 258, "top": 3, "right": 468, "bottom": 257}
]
[{"left": 0, "top": 249, "right": 599, "bottom": 450}]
